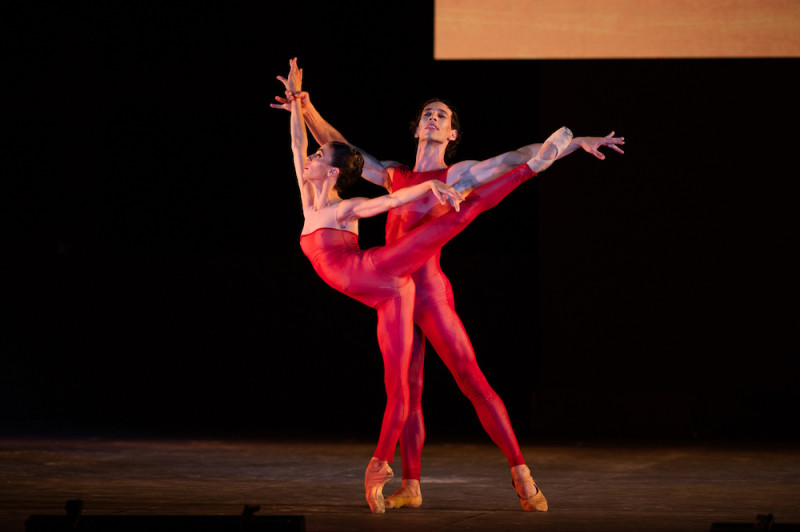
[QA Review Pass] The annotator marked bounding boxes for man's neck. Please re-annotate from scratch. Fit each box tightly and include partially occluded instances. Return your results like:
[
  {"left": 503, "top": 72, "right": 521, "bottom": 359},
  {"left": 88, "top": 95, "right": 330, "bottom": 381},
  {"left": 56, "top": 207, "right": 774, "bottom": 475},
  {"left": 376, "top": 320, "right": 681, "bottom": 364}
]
[{"left": 413, "top": 141, "right": 448, "bottom": 173}]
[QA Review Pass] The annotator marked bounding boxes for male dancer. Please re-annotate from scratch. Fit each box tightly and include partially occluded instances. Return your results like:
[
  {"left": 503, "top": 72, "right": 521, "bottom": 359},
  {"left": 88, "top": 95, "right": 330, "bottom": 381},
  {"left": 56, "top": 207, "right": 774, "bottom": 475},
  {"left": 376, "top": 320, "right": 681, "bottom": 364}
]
[{"left": 273, "top": 76, "right": 623, "bottom": 511}]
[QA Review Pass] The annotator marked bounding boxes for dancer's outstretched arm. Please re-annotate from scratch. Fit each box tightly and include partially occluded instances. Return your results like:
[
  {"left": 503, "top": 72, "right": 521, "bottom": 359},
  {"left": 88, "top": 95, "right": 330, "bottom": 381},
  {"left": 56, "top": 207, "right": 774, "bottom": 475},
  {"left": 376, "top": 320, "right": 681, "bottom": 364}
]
[
  {"left": 275, "top": 89, "right": 624, "bottom": 193},
  {"left": 273, "top": 59, "right": 623, "bottom": 194},
  {"left": 449, "top": 132, "right": 624, "bottom": 192},
  {"left": 339, "top": 179, "right": 464, "bottom": 223}
]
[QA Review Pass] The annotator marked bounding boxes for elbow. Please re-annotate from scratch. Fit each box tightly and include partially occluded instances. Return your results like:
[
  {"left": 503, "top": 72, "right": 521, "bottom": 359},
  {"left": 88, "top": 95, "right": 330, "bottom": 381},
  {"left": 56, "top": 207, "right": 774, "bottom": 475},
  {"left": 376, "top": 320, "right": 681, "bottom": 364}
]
[{"left": 509, "top": 150, "right": 528, "bottom": 165}]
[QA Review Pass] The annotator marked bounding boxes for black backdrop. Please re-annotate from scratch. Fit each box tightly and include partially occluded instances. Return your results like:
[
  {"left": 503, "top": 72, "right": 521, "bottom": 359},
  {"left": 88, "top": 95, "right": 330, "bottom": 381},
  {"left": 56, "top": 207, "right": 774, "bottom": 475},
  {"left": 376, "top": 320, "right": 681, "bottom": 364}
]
[{"left": 6, "top": 3, "right": 797, "bottom": 441}]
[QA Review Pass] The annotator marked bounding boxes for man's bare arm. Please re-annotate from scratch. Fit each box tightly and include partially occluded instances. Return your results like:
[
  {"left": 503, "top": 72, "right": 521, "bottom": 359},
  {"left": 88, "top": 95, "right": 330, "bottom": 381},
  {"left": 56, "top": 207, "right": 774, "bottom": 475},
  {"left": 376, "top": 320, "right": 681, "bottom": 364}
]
[{"left": 449, "top": 131, "right": 624, "bottom": 191}]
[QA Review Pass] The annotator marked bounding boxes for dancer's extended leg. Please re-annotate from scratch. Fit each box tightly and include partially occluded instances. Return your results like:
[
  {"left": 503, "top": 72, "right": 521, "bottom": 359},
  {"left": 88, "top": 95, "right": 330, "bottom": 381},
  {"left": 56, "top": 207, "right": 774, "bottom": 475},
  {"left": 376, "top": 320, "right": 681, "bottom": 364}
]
[
  {"left": 416, "top": 299, "right": 524, "bottom": 466},
  {"left": 381, "top": 162, "right": 540, "bottom": 464},
  {"left": 374, "top": 163, "right": 537, "bottom": 510},
  {"left": 369, "top": 163, "right": 535, "bottom": 467},
  {"left": 373, "top": 163, "right": 537, "bottom": 279}
]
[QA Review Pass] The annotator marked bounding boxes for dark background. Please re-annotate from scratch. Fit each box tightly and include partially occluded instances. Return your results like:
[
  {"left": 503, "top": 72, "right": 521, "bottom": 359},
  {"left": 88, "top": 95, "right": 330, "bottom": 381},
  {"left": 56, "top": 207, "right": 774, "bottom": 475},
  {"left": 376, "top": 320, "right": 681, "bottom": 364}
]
[{"left": 6, "top": 3, "right": 797, "bottom": 443}]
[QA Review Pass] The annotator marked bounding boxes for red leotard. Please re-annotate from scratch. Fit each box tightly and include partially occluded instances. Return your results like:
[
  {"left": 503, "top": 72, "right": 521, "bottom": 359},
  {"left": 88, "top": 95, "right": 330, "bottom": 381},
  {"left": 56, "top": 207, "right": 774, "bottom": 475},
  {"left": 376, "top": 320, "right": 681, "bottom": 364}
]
[
  {"left": 300, "top": 164, "right": 536, "bottom": 465},
  {"left": 386, "top": 164, "right": 537, "bottom": 479}
]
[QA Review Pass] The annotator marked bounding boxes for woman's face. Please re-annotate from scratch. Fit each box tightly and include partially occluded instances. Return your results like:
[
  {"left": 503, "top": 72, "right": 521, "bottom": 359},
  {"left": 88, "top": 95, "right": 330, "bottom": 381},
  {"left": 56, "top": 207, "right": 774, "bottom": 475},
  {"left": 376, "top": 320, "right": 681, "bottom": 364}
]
[{"left": 304, "top": 144, "right": 335, "bottom": 181}]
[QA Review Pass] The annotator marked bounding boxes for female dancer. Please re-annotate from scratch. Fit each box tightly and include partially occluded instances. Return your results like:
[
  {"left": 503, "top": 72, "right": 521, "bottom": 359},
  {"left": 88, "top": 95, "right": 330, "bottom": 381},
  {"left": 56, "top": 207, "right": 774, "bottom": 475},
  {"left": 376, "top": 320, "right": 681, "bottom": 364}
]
[{"left": 282, "top": 58, "right": 569, "bottom": 513}]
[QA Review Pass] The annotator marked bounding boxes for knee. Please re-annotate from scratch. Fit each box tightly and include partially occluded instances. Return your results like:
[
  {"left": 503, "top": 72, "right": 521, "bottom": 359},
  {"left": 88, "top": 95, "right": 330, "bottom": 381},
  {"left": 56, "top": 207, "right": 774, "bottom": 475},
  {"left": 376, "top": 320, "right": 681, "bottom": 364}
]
[
  {"left": 407, "top": 390, "right": 423, "bottom": 410},
  {"left": 453, "top": 366, "right": 494, "bottom": 402},
  {"left": 384, "top": 377, "right": 411, "bottom": 406}
]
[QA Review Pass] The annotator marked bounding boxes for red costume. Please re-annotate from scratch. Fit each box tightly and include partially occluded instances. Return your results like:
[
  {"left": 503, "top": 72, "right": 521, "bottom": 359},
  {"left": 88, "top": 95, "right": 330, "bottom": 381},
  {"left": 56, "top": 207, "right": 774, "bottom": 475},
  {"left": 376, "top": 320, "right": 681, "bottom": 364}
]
[
  {"left": 386, "top": 164, "right": 531, "bottom": 480},
  {"left": 300, "top": 164, "right": 536, "bottom": 465}
]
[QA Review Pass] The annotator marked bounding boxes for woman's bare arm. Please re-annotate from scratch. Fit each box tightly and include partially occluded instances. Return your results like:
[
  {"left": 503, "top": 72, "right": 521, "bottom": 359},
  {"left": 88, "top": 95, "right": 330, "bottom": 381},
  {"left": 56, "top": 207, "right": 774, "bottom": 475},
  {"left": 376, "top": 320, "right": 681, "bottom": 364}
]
[{"left": 338, "top": 180, "right": 463, "bottom": 223}]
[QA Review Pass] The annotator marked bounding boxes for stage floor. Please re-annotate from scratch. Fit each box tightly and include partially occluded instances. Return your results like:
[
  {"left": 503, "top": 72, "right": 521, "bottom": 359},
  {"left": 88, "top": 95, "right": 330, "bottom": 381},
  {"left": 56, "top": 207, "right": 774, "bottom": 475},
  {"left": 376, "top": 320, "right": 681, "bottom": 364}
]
[{"left": 2, "top": 435, "right": 799, "bottom": 531}]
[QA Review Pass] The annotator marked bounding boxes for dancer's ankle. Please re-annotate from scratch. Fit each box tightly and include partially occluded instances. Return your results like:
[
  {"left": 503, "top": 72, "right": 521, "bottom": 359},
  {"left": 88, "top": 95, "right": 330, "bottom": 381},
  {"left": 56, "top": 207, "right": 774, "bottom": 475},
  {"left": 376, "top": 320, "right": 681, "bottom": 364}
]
[
  {"left": 511, "top": 464, "right": 530, "bottom": 479},
  {"left": 399, "top": 479, "right": 420, "bottom": 495},
  {"left": 385, "top": 478, "right": 422, "bottom": 509}
]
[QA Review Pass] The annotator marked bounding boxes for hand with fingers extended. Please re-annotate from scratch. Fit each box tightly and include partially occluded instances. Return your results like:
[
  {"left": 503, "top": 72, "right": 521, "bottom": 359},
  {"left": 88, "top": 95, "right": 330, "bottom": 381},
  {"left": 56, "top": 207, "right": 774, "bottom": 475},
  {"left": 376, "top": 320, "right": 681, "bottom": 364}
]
[
  {"left": 574, "top": 132, "right": 625, "bottom": 160},
  {"left": 427, "top": 179, "right": 464, "bottom": 212},
  {"left": 270, "top": 57, "right": 304, "bottom": 111},
  {"left": 277, "top": 57, "right": 302, "bottom": 93}
]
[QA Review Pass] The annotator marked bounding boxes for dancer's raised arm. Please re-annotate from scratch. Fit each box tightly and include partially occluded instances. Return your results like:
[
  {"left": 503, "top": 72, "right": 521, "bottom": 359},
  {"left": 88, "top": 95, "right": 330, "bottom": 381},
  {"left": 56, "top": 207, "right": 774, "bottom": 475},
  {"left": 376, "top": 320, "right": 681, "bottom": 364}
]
[
  {"left": 274, "top": 90, "right": 398, "bottom": 191},
  {"left": 284, "top": 62, "right": 315, "bottom": 211},
  {"left": 273, "top": 73, "right": 399, "bottom": 191},
  {"left": 280, "top": 58, "right": 462, "bottom": 226}
]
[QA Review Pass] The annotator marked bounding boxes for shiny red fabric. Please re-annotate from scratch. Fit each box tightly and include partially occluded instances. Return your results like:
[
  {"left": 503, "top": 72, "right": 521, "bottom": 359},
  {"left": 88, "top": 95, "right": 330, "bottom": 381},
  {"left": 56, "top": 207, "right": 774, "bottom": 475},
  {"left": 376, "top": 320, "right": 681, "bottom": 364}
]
[
  {"left": 299, "top": 164, "right": 535, "bottom": 465},
  {"left": 386, "top": 164, "right": 537, "bottom": 478}
]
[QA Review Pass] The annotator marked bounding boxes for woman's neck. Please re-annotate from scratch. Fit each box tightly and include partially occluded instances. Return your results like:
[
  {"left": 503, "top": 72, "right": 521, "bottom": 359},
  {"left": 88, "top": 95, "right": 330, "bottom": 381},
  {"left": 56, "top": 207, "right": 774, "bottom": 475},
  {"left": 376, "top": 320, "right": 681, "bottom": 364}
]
[{"left": 309, "top": 178, "right": 341, "bottom": 211}]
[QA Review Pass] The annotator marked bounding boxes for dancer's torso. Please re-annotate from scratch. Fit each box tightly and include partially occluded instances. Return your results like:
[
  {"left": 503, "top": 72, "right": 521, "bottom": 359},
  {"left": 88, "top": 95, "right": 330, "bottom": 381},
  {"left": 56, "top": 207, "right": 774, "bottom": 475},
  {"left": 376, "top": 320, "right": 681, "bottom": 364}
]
[
  {"left": 299, "top": 227, "right": 412, "bottom": 309},
  {"left": 386, "top": 165, "right": 454, "bottom": 305}
]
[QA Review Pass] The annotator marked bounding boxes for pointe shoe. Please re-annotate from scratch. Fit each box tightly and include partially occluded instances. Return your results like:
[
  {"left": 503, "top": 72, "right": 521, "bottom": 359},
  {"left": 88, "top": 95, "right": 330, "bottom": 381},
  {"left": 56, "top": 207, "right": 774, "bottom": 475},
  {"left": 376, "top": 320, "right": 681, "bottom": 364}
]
[
  {"left": 385, "top": 482, "right": 422, "bottom": 509},
  {"left": 365, "top": 458, "right": 394, "bottom": 514},
  {"left": 527, "top": 126, "right": 573, "bottom": 173},
  {"left": 511, "top": 466, "right": 549, "bottom": 512}
]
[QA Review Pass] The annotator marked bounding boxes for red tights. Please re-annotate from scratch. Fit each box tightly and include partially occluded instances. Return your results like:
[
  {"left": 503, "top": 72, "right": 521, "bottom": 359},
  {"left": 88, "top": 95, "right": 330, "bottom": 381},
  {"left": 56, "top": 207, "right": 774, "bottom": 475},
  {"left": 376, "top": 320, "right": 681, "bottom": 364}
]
[
  {"left": 397, "top": 295, "right": 526, "bottom": 480},
  {"left": 372, "top": 164, "right": 535, "bottom": 464}
]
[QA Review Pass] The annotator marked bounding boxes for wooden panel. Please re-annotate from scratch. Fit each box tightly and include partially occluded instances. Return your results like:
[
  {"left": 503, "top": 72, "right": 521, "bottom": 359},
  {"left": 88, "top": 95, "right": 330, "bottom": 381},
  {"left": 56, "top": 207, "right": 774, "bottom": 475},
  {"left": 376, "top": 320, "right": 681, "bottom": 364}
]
[{"left": 435, "top": 0, "right": 800, "bottom": 58}]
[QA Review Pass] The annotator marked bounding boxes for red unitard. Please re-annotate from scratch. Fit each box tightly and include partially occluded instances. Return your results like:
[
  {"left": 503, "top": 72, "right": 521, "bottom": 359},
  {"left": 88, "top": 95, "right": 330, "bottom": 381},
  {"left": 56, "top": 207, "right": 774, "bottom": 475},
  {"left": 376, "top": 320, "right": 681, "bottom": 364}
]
[
  {"left": 385, "top": 164, "right": 535, "bottom": 479},
  {"left": 300, "top": 164, "right": 536, "bottom": 464}
]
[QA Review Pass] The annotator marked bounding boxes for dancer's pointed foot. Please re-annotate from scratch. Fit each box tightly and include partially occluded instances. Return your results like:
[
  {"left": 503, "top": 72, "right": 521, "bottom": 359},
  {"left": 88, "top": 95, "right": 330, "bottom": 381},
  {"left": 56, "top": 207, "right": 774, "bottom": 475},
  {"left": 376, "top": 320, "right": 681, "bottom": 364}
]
[
  {"left": 511, "top": 464, "right": 549, "bottom": 512},
  {"left": 527, "top": 126, "right": 573, "bottom": 173},
  {"left": 385, "top": 479, "right": 422, "bottom": 509},
  {"left": 365, "top": 458, "right": 394, "bottom": 514}
]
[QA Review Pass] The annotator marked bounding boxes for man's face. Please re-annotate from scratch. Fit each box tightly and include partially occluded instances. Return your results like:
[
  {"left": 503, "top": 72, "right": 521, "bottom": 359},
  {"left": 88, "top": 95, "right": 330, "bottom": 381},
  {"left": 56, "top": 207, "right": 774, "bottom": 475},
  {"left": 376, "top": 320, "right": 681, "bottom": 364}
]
[{"left": 415, "top": 101, "right": 458, "bottom": 144}]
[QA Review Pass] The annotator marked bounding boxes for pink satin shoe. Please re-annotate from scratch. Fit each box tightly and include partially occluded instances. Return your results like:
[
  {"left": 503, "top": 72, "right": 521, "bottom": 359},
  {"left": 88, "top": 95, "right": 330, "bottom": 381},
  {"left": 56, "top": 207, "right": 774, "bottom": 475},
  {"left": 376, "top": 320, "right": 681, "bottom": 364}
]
[
  {"left": 364, "top": 458, "right": 394, "bottom": 514},
  {"left": 511, "top": 465, "right": 549, "bottom": 512}
]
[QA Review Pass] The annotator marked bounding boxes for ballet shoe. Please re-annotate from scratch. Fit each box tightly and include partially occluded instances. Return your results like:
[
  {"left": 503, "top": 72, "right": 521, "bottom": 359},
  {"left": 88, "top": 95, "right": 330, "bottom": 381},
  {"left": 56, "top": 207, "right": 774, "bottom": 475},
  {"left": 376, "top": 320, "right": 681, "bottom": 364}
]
[
  {"left": 511, "top": 466, "right": 549, "bottom": 512},
  {"left": 385, "top": 483, "right": 422, "bottom": 509},
  {"left": 364, "top": 458, "right": 394, "bottom": 514},
  {"left": 527, "top": 126, "right": 573, "bottom": 173}
]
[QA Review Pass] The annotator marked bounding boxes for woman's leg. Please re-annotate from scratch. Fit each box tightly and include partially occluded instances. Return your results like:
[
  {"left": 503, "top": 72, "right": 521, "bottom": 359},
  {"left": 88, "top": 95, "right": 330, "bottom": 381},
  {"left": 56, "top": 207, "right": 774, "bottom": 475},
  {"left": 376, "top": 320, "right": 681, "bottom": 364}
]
[
  {"left": 398, "top": 326, "right": 425, "bottom": 480},
  {"left": 374, "top": 164, "right": 536, "bottom": 279},
  {"left": 384, "top": 325, "right": 425, "bottom": 509},
  {"left": 372, "top": 293, "right": 416, "bottom": 462},
  {"left": 366, "top": 288, "right": 416, "bottom": 514}
]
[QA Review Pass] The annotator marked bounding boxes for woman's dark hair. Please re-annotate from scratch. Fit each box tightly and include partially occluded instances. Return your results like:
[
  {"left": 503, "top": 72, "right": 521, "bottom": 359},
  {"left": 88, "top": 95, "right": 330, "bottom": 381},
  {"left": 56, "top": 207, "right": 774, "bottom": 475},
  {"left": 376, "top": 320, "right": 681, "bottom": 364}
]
[
  {"left": 328, "top": 141, "right": 364, "bottom": 194},
  {"left": 409, "top": 98, "right": 463, "bottom": 163}
]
